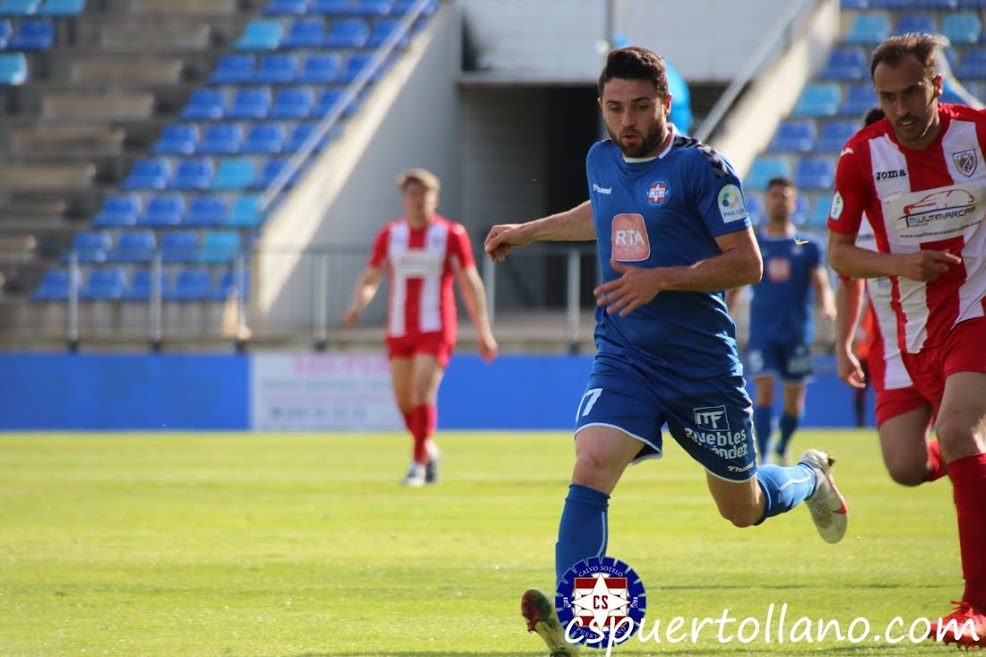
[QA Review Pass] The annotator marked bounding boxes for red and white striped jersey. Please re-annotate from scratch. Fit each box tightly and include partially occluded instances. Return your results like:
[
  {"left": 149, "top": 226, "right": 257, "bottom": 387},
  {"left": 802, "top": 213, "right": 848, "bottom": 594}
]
[
  {"left": 828, "top": 103, "right": 986, "bottom": 354},
  {"left": 368, "top": 214, "right": 475, "bottom": 339},
  {"left": 856, "top": 215, "right": 914, "bottom": 390}
]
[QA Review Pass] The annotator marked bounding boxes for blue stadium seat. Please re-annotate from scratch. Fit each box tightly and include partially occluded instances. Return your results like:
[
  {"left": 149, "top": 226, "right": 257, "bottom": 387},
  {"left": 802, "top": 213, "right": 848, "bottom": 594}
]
[
  {"left": 93, "top": 194, "right": 141, "bottom": 227},
  {"left": 31, "top": 268, "right": 74, "bottom": 301},
  {"left": 9, "top": 19, "right": 53, "bottom": 50},
  {"left": 844, "top": 13, "right": 890, "bottom": 45},
  {"left": 0, "top": 52, "right": 27, "bottom": 85},
  {"left": 122, "top": 268, "right": 166, "bottom": 301},
  {"left": 794, "top": 156, "right": 836, "bottom": 190},
  {"left": 815, "top": 120, "right": 858, "bottom": 152},
  {"left": 910, "top": 0, "right": 956, "bottom": 7},
  {"left": 225, "top": 87, "right": 272, "bottom": 120},
  {"left": 139, "top": 193, "right": 185, "bottom": 226},
  {"left": 355, "top": 0, "right": 394, "bottom": 15},
  {"left": 323, "top": 18, "right": 369, "bottom": 47},
  {"left": 234, "top": 19, "right": 283, "bottom": 51},
  {"left": 340, "top": 52, "right": 380, "bottom": 83},
  {"left": 184, "top": 196, "right": 227, "bottom": 226},
  {"left": 226, "top": 195, "right": 263, "bottom": 227},
  {"left": 314, "top": 87, "right": 355, "bottom": 117},
  {"left": 180, "top": 88, "right": 225, "bottom": 120},
  {"left": 745, "top": 156, "right": 791, "bottom": 192},
  {"left": 368, "top": 18, "right": 407, "bottom": 47},
  {"left": 79, "top": 268, "right": 126, "bottom": 301},
  {"left": 297, "top": 53, "right": 342, "bottom": 83},
  {"left": 805, "top": 198, "right": 832, "bottom": 228},
  {"left": 394, "top": 0, "right": 436, "bottom": 14},
  {"left": 166, "top": 267, "right": 213, "bottom": 301},
  {"left": 287, "top": 121, "right": 333, "bottom": 152},
  {"left": 958, "top": 0, "right": 986, "bottom": 7},
  {"left": 106, "top": 230, "right": 155, "bottom": 263},
  {"left": 264, "top": 0, "right": 309, "bottom": 14},
  {"left": 941, "top": 12, "right": 982, "bottom": 45},
  {"left": 957, "top": 47, "right": 986, "bottom": 79},
  {"left": 211, "top": 157, "right": 256, "bottom": 190},
  {"left": 210, "top": 54, "right": 255, "bottom": 85},
  {"left": 0, "top": 19, "right": 11, "bottom": 47},
  {"left": 242, "top": 122, "right": 287, "bottom": 154},
  {"left": 791, "top": 83, "right": 840, "bottom": 118},
  {"left": 37, "top": 0, "right": 84, "bottom": 16},
  {"left": 269, "top": 86, "right": 314, "bottom": 119},
  {"left": 152, "top": 124, "right": 200, "bottom": 155},
  {"left": 0, "top": 0, "right": 40, "bottom": 16},
  {"left": 196, "top": 124, "right": 243, "bottom": 155},
  {"left": 159, "top": 231, "right": 199, "bottom": 263},
  {"left": 254, "top": 53, "right": 298, "bottom": 84},
  {"left": 818, "top": 47, "right": 866, "bottom": 81},
  {"left": 838, "top": 83, "right": 877, "bottom": 117},
  {"left": 745, "top": 192, "right": 764, "bottom": 225},
  {"left": 123, "top": 158, "right": 170, "bottom": 190},
  {"left": 71, "top": 230, "right": 111, "bottom": 263},
  {"left": 767, "top": 120, "right": 816, "bottom": 153},
  {"left": 312, "top": 0, "right": 356, "bottom": 13},
  {"left": 840, "top": 0, "right": 868, "bottom": 8},
  {"left": 893, "top": 13, "right": 936, "bottom": 36},
  {"left": 197, "top": 230, "right": 242, "bottom": 263},
  {"left": 212, "top": 268, "right": 250, "bottom": 301},
  {"left": 251, "top": 158, "right": 294, "bottom": 189},
  {"left": 170, "top": 158, "right": 215, "bottom": 190},
  {"left": 281, "top": 18, "right": 324, "bottom": 49}
]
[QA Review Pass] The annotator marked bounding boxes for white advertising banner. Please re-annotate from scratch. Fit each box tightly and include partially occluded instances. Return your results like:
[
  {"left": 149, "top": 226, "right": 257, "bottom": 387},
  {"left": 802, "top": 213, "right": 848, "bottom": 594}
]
[{"left": 251, "top": 352, "right": 403, "bottom": 431}]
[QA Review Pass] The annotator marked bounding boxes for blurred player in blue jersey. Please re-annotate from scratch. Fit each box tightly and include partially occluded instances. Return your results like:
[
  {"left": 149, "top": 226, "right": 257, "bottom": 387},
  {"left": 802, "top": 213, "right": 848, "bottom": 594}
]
[
  {"left": 726, "top": 177, "right": 835, "bottom": 467},
  {"left": 484, "top": 46, "right": 848, "bottom": 657}
]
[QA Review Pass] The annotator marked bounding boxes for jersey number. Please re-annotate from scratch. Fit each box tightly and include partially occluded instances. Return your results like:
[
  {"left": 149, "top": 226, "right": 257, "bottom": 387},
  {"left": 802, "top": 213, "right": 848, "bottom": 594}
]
[{"left": 578, "top": 388, "right": 604, "bottom": 419}]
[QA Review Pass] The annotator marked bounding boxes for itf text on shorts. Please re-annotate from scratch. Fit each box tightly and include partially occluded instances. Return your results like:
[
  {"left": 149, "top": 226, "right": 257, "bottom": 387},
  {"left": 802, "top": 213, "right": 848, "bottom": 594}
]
[{"left": 566, "top": 602, "right": 977, "bottom": 654}]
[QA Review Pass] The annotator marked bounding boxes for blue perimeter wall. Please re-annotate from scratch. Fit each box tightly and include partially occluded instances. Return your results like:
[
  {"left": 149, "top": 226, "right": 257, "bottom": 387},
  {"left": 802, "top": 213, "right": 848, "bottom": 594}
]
[{"left": 0, "top": 353, "right": 866, "bottom": 431}]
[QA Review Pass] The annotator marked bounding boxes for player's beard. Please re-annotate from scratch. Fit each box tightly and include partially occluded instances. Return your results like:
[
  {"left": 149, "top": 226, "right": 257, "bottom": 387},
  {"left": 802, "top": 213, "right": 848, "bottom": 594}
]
[{"left": 611, "top": 124, "right": 666, "bottom": 158}]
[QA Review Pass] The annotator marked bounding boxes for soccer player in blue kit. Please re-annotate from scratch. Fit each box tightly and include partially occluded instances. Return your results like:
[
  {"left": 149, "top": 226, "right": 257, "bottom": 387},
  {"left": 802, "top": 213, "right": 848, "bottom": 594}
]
[
  {"left": 484, "top": 46, "right": 849, "bottom": 657},
  {"left": 726, "top": 177, "right": 835, "bottom": 467}
]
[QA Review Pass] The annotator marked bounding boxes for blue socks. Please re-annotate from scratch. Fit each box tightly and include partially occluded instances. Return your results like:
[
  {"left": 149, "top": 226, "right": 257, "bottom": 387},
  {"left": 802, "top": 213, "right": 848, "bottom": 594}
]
[
  {"left": 755, "top": 463, "right": 817, "bottom": 524},
  {"left": 753, "top": 405, "right": 773, "bottom": 462},
  {"left": 775, "top": 412, "right": 801, "bottom": 457},
  {"left": 555, "top": 483, "right": 610, "bottom": 585}
]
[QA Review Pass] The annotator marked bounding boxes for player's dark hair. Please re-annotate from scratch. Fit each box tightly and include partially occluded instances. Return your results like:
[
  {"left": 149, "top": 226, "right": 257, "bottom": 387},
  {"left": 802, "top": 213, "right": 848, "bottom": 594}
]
[
  {"left": 598, "top": 46, "right": 668, "bottom": 100},
  {"left": 870, "top": 33, "right": 941, "bottom": 79},
  {"left": 862, "top": 106, "right": 885, "bottom": 127},
  {"left": 766, "top": 176, "right": 795, "bottom": 192}
]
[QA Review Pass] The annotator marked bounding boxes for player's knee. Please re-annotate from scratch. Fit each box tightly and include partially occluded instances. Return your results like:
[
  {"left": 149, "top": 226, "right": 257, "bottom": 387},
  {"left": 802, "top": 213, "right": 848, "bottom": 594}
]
[
  {"left": 935, "top": 420, "right": 978, "bottom": 458},
  {"left": 718, "top": 504, "right": 759, "bottom": 528},
  {"left": 571, "top": 452, "right": 618, "bottom": 490},
  {"left": 885, "top": 459, "right": 925, "bottom": 487}
]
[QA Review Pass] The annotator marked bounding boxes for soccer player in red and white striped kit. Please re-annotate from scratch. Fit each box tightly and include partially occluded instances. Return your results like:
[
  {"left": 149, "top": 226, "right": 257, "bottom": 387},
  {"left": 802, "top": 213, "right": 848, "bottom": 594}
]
[
  {"left": 345, "top": 168, "right": 498, "bottom": 486},
  {"left": 828, "top": 33, "right": 986, "bottom": 648}
]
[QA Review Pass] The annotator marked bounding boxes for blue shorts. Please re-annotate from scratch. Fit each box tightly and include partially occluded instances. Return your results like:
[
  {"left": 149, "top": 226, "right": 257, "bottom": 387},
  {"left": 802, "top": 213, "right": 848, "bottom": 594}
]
[
  {"left": 746, "top": 340, "right": 814, "bottom": 384},
  {"left": 574, "top": 353, "right": 757, "bottom": 482}
]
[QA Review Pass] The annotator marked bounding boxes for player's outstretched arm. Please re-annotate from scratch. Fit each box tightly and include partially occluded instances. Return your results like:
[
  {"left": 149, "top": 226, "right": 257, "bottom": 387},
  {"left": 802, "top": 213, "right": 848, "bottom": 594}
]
[
  {"left": 835, "top": 277, "right": 866, "bottom": 389},
  {"left": 344, "top": 266, "right": 383, "bottom": 326},
  {"left": 829, "top": 231, "right": 961, "bottom": 281},
  {"left": 455, "top": 265, "right": 498, "bottom": 363},
  {"left": 484, "top": 201, "right": 595, "bottom": 262}
]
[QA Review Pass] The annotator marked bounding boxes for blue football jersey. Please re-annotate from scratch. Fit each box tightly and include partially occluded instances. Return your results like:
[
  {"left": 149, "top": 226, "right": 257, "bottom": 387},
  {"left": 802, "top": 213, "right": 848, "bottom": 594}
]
[
  {"left": 748, "top": 233, "right": 821, "bottom": 346},
  {"left": 586, "top": 135, "right": 752, "bottom": 377}
]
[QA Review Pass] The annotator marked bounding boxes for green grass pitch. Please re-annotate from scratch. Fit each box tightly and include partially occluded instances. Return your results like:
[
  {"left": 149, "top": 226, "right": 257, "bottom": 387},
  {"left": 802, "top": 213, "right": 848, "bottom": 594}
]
[{"left": 0, "top": 430, "right": 958, "bottom": 656}]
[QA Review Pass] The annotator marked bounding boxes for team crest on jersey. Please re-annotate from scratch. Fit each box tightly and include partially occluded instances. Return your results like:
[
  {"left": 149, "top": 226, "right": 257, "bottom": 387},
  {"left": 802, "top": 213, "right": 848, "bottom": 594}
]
[
  {"left": 646, "top": 180, "right": 669, "bottom": 206},
  {"left": 717, "top": 184, "right": 747, "bottom": 223},
  {"left": 953, "top": 149, "right": 978, "bottom": 177},
  {"left": 556, "top": 555, "right": 647, "bottom": 649}
]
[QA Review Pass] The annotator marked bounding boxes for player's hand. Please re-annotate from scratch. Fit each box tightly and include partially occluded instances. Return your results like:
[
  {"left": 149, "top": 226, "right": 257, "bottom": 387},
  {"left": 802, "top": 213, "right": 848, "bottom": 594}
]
[
  {"left": 896, "top": 250, "right": 962, "bottom": 281},
  {"left": 343, "top": 306, "right": 360, "bottom": 327},
  {"left": 836, "top": 347, "right": 866, "bottom": 389},
  {"left": 478, "top": 332, "right": 498, "bottom": 363},
  {"left": 593, "top": 259, "right": 662, "bottom": 316},
  {"left": 484, "top": 224, "right": 531, "bottom": 262}
]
